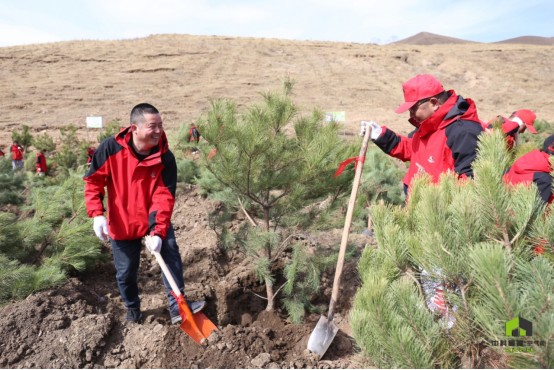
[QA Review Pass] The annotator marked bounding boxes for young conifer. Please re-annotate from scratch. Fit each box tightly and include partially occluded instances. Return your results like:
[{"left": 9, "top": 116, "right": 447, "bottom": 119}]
[
  {"left": 198, "top": 80, "right": 354, "bottom": 312},
  {"left": 352, "top": 130, "right": 553, "bottom": 368}
]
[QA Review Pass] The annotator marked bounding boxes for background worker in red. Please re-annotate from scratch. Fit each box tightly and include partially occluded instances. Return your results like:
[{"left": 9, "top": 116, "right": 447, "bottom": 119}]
[
  {"left": 366, "top": 74, "right": 484, "bottom": 195},
  {"left": 86, "top": 146, "right": 95, "bottom": 166},
  {"left": 504, "top": 134, "right": 554, "bottom": 204},
  {"left": 35, "top": 149, "right": 47, "bottom": 176},
  {"left": 84, "top": 103, "right": 205, "bottom": 324},
  {"left": 189, "top": 123, "right": 201, "bottom": 143},
  {"left": 10, "top": 141, "right": 24, "bottom": 171},
  {"left": 487, "top": 109, "right": 537, "bottom": 150}
]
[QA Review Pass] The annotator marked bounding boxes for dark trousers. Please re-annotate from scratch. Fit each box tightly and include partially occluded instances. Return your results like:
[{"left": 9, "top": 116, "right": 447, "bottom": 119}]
[{"left": 110, "top": 224, "right": 184, "bottom": 313}]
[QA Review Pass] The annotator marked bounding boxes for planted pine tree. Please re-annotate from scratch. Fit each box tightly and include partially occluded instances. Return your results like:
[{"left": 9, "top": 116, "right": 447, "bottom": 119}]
[
  {"left": 351, "top": 130, "right": 553, "bottom": 368},
  {"left": 198, "top": 80, "right": 355, "bottom": 313}
]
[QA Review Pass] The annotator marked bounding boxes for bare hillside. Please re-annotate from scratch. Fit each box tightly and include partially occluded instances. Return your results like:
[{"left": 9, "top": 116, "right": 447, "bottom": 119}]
[
  {"left": 393, "top": 31, "right": 475, "bottom": 45},
  {"left": 0, "top": 34, "right": 553, "bottom": 148}
]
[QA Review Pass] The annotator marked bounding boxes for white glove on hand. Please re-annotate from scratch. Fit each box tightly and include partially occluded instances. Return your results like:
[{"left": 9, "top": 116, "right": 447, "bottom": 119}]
[
  {"left": 367, "top": 121, "right": 382, "bottom": 140},
  {"left": 93, "top": 216, "right": 109, "bottom": 241},
  {"left": 145, "top": 235, "right": 162, "bottom": 253},
  {"left": 362, "top": 121, "right": 382, "bottom": 140}
]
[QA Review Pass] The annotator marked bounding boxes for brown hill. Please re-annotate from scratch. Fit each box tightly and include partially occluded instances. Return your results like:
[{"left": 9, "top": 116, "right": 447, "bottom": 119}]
[
  {"left": 494, "top": 35, "right": 554, "bottom": 45},
  {"left": 393, "top": 31, "right": 475, "bottom": 45},
  {"left": 0, "top": 33, "right": 553, "bottom": 149}
]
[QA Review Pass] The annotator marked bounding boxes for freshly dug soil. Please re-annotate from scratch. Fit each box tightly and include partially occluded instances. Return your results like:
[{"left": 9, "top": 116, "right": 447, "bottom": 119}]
[{"left": 0, "top": 185, "right": 369, "bottom": 369}]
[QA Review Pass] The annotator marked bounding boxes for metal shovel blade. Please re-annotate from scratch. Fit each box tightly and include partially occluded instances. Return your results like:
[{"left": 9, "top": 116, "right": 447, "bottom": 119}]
[{"left": 307, "top": 315, "right": 339, "bottom": 358}]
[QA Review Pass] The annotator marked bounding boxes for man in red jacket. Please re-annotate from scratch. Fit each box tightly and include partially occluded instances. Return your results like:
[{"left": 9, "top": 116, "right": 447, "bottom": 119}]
[
  {"left": 504, "top": 134, "right": 554, "bottom": 204},
  {"left": 366, "top": 74, "right": 484, "bottom": 195},
  {"left": 84, "top": 103, "right": 205, "bottom": 324},
  {"left": 11, "top": 141, "right": 24, "bottom": 171},
  {"left": 35, "top": 149, "right": 47, "bottom": 176}
]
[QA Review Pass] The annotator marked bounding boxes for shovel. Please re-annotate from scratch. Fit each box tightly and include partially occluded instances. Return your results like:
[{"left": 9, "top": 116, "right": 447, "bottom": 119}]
[
  {"left": 148, "top": 241, "right": 217, "bottom": 345},
  {"left": 307, "top": 125, "right": 372, "bottom": 358}
]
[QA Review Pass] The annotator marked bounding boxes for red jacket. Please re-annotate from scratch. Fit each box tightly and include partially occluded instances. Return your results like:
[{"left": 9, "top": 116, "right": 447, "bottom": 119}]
[
  {"left": 36, "top": 152, "right": 47, "bottom": 173},
  {"left": 189, "top": 126, "right": 200, "bottom": 143},
  {"left": 374, "top": 91, "right": 483, "bottom": 190},
  {"left": 503, "top": 150, "right": 553, "bottom": 204},
  {"left": 86, "top": 147, "right": 95, "bottom": 164},
  {"left": 84, "top": 127, "right": 177, "bottom": 240},
  {"left": 11, "top": 144, "right": 24, "bottom": 160}
]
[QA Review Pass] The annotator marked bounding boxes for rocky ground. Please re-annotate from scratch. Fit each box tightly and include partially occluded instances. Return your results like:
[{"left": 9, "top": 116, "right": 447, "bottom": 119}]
[{"left": 0, "top": 184, "right": 369, "bottom": 369}]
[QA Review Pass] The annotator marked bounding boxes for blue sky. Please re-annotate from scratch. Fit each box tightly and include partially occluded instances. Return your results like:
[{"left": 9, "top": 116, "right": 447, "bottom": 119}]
[{"left": 0, "top": 0, "right": 552, "bottom": 47}]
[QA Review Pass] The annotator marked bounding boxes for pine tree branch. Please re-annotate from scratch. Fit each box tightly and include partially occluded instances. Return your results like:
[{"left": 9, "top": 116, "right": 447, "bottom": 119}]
[
  {"left": 494, "top": 281, "right": 513, "bottom": 317},
  {"left": 245, "top": 287, "right": 267, "bottom": 301},
  {"left": 404, "top": 267, "right": 424, "bottom": 297},
  {"left": 238, "top": 197, "right": 257, "bottom": 227},
  {"left": 270, "top": 233, "right": 306, "bottom": 263},
  {"left": 271, "top": 282, "right": 287, "bottom": 300}
]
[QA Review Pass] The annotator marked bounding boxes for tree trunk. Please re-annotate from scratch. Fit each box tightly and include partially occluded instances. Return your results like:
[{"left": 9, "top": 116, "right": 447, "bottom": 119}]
[
  {"left": 263, "top": 205, "right": 274, "bottom": 311},
  {"left": 265, "top": 278, "right": 274, "bottom": 311}
]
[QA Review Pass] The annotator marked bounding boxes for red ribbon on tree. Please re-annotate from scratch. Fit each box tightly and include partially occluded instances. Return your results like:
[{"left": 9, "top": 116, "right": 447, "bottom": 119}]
[{"left": 334, "top": 156, "right": 365, "bottom": 177}]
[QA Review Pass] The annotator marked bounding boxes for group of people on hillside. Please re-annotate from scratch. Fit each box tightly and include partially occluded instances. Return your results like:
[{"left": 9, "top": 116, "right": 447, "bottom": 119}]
[
  {"left": 81, "top": 74, "right": 550, "bottom": 328},
  {"left": 365, "top": 73, "right": 551, "bottom": 204},
  {"left": 362, "top": 73, "right": 550, "bottom": 327},
  {"left": 1, "top": 140, "right": 101, "bottom": 177},
  {"left": 1, "top": 141, "right": 48, "bottom": 175}
]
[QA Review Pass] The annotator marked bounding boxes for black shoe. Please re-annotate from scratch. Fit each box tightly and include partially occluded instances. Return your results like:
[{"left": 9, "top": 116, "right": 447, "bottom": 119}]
[{"left": 126, "top": 308, "right": 143, "bottom": 323}]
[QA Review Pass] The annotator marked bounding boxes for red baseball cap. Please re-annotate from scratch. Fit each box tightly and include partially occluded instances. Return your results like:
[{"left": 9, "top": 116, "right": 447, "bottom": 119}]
[
  {"left": 395, "top": 74, "right": 445, "bottom": 114},
  {"left": 510, "top": 109, "right": 537, "bottom": 134}
]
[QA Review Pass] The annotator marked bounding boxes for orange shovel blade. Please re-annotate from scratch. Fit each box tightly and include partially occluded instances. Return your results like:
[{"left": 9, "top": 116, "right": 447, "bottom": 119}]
[
  {"left": 180, "top": 312, "right": 218, "bottom": 345},
  {"left": 177, "top": 297, "right": 217, "bottom": 345}
]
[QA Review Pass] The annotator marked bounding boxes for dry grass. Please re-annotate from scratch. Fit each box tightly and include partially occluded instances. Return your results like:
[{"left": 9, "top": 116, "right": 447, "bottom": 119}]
[{"left": 0, "top": 34, "right": 553, "bottom": 148}]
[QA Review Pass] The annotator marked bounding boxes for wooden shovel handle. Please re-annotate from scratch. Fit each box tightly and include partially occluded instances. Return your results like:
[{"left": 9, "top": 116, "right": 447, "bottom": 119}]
[
  {"left": 327, "top": 127, "right": 371, "bottom": 321},
  {"left": 152, "top": 249, "right": 183, "bottom": 298}
]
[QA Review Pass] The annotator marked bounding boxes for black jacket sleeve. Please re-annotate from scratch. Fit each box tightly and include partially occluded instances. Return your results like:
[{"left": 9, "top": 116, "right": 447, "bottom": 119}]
[
  {"left": 533, "top": 172, "right": 553, "bottom": 203},
  {"left": 445, "top": 120, "right": 484, "bottom": 178}
]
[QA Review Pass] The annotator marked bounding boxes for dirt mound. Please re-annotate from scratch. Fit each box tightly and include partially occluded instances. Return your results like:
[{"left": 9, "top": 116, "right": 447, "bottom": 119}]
[{"left": 0, "top": 185, "right": 368, "bottom": 368}]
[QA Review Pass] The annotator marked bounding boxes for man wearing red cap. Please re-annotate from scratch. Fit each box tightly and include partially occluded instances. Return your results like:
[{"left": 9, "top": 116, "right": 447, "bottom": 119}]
[
  {"left": 367, "top": 74, "right": 484, "bottom": 194},
  {"left": 503, "top": 134, "right": 554, "bottom": 204},
  {"left": 510, "top": 109, "right": 537, "bottom": 134},
  {"left": 486, "top": 109, "right": 537, "bottom": 150}
]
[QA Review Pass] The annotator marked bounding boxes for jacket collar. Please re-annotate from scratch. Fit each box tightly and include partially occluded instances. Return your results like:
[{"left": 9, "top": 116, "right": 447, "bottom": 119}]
[
  {"left": 416, "top": 90, "right": 480, "bottom": 137},
  {"left": 115, "top": 126, "right": 169, "bottom": 159}
]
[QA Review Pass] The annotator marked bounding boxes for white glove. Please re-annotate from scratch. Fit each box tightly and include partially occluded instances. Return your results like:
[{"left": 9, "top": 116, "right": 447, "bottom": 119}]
[
  {"left": 93, "top": 216, "right": 109, "bottom": 241},
  {"left": 361, "top": 121, "right": 382, "bottom": 140},
  {"left": 145, "top": 235, "right": 162, "bottom": 253}
]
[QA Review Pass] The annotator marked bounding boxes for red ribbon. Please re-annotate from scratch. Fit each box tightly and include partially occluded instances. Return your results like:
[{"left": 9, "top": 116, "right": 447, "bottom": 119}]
[{"left": 334, "top": 156, "right": 365, "bottom": 177}]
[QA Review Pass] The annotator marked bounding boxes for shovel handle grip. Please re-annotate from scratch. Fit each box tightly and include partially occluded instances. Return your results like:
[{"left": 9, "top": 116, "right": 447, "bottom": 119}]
[
  {"left": 152, "top": 251, "right": 183, "bottom": 298},
  {"left": 328, "top": 127, "right": 372, "bottom": 321}
]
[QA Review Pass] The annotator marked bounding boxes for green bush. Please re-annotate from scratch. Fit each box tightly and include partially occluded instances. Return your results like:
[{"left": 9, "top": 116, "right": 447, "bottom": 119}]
[
  {"left": 176, "top": 158, "right": 199, "bottom": 184},
  {"left": 32, "top": 133, "right": 56, "bottom": 153},
  {"left": 97, "top": 119, "right": 122, "bottom": 143},
  {"left": 0, "top": 173, "right": 106, "bottom": 304}
]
